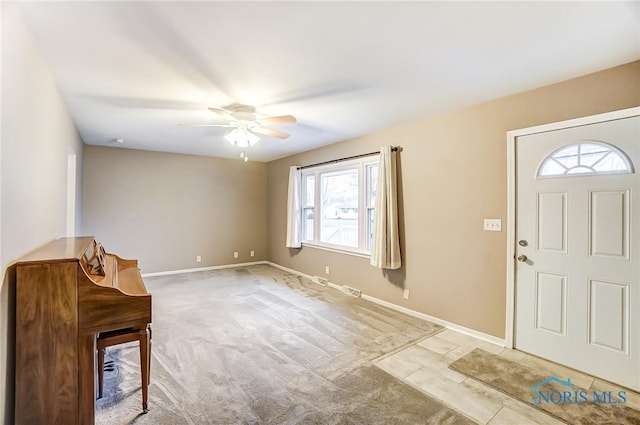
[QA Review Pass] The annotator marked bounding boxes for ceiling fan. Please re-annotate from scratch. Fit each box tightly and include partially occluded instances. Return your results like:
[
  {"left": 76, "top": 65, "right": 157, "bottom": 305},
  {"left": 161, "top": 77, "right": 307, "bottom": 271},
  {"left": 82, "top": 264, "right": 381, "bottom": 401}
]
[{"left": 181, "top": 104, "right": 296, "bottom": 161}]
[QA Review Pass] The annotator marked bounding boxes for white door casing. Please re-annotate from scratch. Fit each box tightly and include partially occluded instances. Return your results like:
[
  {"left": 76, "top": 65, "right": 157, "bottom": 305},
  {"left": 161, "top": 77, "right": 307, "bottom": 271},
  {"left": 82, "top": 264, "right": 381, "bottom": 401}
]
[{"left": 506, "top": 108, "right": 640, "bottom": 390}]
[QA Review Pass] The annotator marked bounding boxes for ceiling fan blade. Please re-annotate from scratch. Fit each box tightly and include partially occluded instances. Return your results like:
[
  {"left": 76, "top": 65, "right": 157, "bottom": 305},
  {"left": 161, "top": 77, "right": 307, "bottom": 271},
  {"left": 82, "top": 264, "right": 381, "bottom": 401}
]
[
  {"left": 252, "top": 127, "right": 290, "bottom": 139},
  {"left": 179, "top": 124, "right": 232, "bottom": 127},
  {"left": 208, "top": 107, "right": 234, "bottom": 119},
  {"left": 258, "top": 115, "right": 297, "bottom": 125}
]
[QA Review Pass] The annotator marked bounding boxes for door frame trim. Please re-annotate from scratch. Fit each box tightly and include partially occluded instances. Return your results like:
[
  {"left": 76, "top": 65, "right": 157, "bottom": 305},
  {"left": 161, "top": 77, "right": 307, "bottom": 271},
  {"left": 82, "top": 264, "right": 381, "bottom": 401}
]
[{"left": 505, "top": 106, "right": 640, "bottom": 349}]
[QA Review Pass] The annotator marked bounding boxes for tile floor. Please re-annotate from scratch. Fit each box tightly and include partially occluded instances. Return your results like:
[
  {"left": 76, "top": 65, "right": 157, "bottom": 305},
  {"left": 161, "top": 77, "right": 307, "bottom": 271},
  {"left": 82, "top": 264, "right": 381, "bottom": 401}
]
[{"left": 374, "top": 329, "right": 640, "bottom": 425}]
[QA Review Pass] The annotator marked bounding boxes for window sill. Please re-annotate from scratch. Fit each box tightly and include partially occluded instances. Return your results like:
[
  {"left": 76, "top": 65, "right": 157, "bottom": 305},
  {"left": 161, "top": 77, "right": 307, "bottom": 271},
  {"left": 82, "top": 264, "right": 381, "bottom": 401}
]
[{"left": 301, "top": 242, "right": 371, "bottom": 259}]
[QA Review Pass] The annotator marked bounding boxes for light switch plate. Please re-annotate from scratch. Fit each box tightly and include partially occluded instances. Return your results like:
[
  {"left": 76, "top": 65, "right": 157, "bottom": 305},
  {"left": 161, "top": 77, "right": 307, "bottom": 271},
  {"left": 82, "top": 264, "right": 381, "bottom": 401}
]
[{"left": 483, "top": 219, "right": 502, "bottom": 231}]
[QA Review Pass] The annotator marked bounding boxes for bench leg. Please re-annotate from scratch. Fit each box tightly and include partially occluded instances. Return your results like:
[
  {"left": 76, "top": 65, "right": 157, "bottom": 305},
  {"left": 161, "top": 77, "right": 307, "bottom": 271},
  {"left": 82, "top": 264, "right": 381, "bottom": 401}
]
[
  {"left": 147, "top": 325, "right": 152, "bottom": 386},
  {"left": 97, "top": 348, "right": 105, "bottom": 399},
  {"left": 139, "top": 327, "right": 150, "bottom": 413}
]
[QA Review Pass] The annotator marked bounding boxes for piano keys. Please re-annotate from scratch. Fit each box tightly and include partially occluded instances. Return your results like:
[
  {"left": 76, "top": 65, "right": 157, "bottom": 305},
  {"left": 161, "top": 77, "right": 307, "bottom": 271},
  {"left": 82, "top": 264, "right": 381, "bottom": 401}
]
[{"left": 14, "top": 237, "right": 152, "bottom": 425}]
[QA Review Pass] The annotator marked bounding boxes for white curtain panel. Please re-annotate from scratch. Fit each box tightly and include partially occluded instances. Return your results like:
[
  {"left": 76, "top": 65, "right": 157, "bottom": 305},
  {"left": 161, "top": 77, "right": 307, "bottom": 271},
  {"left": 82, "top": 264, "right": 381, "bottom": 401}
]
[
  {"left": 370, "top": 146, "right": 402, "bottom": 269},
  {"left": 286, "top": 165, "right": 302, "bottom": 248}
]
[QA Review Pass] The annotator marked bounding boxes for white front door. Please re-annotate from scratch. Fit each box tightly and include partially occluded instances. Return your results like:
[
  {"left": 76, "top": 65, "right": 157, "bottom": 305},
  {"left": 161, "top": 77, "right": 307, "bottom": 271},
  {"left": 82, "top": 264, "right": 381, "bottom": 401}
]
[{"left": 515, "top": 115, "right": 640, "bottom": 390}]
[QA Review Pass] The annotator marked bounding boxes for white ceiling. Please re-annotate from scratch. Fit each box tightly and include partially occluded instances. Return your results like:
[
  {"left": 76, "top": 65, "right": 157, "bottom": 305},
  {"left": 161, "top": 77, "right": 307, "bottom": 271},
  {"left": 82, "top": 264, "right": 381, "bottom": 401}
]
[{"left": 18, "top": 1, "right": 640, "bottom": 162}]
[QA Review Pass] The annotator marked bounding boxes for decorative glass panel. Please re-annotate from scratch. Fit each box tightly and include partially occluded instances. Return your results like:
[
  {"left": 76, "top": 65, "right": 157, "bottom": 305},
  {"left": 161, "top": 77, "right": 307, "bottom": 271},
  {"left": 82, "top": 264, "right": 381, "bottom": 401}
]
[{"left": 537, "top": 142, "right": 633, "bottom": 178}]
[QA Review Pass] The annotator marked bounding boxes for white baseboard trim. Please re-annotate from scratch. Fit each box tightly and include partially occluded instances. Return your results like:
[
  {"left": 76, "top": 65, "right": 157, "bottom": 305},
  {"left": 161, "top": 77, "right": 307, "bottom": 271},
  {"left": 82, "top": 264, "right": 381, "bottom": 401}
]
[
  {"left": 142, "top": 261, "right": 268, "bottom": 277},
  {"left": 266, "top": 261, "right": 506, "bottom": 347},
  {"left": 327, "top": 282, "right": 343, "bottom": 291}
]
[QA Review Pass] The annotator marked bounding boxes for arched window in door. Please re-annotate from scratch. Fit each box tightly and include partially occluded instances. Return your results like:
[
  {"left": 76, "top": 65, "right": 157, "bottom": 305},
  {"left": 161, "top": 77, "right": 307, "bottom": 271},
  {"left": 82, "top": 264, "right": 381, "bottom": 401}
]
[{"left": 537, "top": 141, "right": 634, "bottom": 177}]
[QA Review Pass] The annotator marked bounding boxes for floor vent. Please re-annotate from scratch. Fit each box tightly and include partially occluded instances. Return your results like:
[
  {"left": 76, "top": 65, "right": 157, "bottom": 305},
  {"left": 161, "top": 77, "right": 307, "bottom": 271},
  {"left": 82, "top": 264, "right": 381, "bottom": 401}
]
[
  {"left": 342, "top": 285, "right": 362, "bottom": 298},
  {"left": 312, "top": 276, "right": 328, "bottom": 286}
]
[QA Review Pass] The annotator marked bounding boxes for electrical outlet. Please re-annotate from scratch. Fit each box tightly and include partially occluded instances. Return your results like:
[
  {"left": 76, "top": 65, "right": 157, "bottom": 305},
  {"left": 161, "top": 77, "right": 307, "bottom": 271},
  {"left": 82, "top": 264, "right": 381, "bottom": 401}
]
[
  {"left": 483, "top": 219, "right": 502, "bottom": 232},
  {"left": 403, "top": 289, "right": 410, "bottom": 299},
  {"left": 250, "top": 250, "right": 255, "bottom": 257},
  {"left": 325, "top": 266, "right": 330, "bottom": 274},
  {"left": 196, "top": 255, "right": 201, "bottom": 263},
  {"left": 233, "top": 251, "right": 238, "bottom": 258}
]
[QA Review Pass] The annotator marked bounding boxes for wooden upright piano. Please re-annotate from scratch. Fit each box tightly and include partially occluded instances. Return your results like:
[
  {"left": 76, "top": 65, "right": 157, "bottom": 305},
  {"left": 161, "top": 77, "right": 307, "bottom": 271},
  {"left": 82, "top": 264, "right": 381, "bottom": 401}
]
[{"left": 15, "top": 236, "right": 152, "bottom": 425}]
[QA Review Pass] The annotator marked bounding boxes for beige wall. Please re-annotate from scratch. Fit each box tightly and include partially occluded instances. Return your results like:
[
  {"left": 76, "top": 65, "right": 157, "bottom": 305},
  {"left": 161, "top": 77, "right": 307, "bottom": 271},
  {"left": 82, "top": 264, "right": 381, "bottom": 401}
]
[
  {"left": 0, "top": 8, "right": 638, "bottom": 420},
  {"left": 83, "top": 146, "right": 267, "bottom": 273},
  {"left": 267, "top": 61, "right": 640, "bottom": 340},
  {"left": 0, "top": 4, "right": 84, "bottom": 423}
]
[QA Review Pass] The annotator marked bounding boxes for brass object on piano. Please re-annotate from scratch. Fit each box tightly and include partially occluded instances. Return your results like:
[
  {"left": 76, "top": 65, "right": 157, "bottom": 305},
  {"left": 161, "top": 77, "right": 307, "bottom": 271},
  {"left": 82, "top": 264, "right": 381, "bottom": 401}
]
[{"left": 15, "top": 237, "right": 152, "bottom": 425}]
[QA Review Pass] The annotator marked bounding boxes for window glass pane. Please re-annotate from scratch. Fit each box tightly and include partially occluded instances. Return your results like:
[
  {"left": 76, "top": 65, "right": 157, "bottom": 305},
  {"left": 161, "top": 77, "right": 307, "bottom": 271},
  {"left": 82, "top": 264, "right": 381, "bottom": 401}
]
[
  {"left": 552, "top": 145, "right": 578, "bottom": 168},
  {"left": 304, "top": 175, "right": 315, "bottom": 207},
  {"left": 579, "top": 144, "right": 609, "bottom": 166},
  {"left": 302, "top": 175, "right": 315, "bottom": 241},
  {"left": 303, "top": 207, "right": 314, "bottom": 240},
  {"left": 593, "top": 152, "right": 628, "bottom": 172},
  {"left": 369, "top": 165, "right": 379, "bottom": 206},
  {"left": 539, "top": 159, "right": 566, "bottom": 176},
  {"left": 320, "top": 169, "right": 359, "bottom": 248},
  {"left": 367, "top": 207, "right": 375, "bottom": 251}
]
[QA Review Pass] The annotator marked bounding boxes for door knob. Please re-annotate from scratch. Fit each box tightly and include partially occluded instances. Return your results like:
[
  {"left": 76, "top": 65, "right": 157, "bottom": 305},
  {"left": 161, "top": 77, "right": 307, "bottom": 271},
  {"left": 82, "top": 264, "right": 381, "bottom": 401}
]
[{"left": 517, "top": 254, "right": 528, "bottom": 262}]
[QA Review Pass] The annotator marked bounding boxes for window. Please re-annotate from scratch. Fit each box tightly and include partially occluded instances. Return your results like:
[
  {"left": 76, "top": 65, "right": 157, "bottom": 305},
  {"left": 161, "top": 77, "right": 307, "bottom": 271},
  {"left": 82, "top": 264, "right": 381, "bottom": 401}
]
[
  {"left": 301, "top": 157, "right": 378, "bottom": 254},
  {"left": 538, "top": 142, "right": 633, "bottom": 177}
]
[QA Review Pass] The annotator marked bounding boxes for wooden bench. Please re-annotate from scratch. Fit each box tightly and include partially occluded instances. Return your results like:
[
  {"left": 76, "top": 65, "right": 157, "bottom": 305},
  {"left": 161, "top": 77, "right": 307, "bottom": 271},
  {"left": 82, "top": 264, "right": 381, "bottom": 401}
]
[{"left": 97, "top": 324, "right": 151, "bottom": 413}]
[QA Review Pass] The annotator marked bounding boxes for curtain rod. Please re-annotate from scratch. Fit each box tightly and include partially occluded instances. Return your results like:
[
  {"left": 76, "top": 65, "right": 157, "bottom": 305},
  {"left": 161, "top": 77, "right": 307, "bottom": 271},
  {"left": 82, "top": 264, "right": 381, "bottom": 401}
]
[{"left": 297, "top": 146, "right": 399, "bottom": 170}]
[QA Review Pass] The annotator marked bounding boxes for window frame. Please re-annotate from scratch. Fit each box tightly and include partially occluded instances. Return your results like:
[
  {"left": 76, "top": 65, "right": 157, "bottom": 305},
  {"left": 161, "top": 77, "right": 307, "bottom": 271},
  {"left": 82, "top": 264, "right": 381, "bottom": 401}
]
[
  {"left": 301, "top": 174, "right": 315, "bottom": 242},
  {"left": 300, "top": 156, "right": 378, "bottom": 256},
  {"left": 365, "top": 163, "right": 379, "bottom": 252}
]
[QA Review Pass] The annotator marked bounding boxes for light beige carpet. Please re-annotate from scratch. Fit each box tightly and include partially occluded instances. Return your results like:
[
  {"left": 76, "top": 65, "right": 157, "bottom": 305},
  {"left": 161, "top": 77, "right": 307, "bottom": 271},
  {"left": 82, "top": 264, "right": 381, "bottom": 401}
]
[
  {"left": 449, "top": 348, "right": 640, "bottom": 425},
  {"left": 96, "top": 265, "right": 475, "bottom": 424}
]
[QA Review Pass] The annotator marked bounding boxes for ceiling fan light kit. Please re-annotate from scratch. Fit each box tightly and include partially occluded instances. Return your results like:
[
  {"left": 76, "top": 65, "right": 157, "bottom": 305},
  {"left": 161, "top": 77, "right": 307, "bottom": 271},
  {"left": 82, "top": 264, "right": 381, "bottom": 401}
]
[
  {"left": 224, "top": 127, "right": 259, "bottom": 148},
  {"left": 181, "top": 104, "right": 296, "bottom": 162}
]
